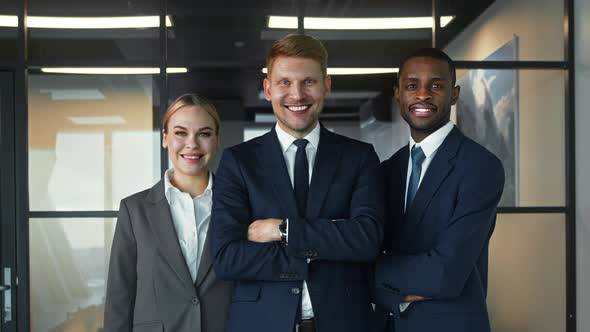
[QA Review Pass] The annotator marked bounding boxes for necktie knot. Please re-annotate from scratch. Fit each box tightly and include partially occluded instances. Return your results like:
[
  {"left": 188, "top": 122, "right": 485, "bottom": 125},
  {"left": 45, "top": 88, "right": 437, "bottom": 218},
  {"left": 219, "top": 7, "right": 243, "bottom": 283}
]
[
  {"left": 411, "top": 145, "right": 425, "bottom": 165},
  {"left": 294, "top": 139, "right": 309, "bottom": 150}
]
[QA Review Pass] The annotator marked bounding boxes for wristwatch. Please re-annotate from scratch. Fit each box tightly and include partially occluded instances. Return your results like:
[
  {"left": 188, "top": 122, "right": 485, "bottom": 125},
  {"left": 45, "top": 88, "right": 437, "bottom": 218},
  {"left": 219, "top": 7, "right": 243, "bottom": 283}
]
[{"left": 279, "top": 219, "right": 288, "bottom": 245}]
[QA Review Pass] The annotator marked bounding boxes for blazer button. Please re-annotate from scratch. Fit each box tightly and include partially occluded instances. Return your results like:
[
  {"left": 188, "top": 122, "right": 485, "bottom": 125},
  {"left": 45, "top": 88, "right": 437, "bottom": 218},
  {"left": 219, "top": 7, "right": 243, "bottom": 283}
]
[
  {"left": 291, "top": 287, "right": 300, "bottom": 295},
  {"left": 191, "top": 297, "right": 199, "bottom": 305}
]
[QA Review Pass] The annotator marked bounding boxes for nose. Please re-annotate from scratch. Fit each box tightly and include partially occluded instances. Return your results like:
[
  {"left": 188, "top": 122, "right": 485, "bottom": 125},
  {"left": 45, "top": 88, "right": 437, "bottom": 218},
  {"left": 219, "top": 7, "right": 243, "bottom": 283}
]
[
  {"left": 415, "top": 84, "right": 432, "bottom": 101},
  {"left": 185, "top": 134, "right": 200, "bottom": 148},
  {"left": 289, "top": 83, "right": 304, "bottom": 100}
]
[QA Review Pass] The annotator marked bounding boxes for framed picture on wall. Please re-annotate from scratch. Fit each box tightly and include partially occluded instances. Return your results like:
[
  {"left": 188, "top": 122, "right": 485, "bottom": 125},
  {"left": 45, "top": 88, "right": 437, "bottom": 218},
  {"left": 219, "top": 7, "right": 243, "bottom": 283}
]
[{"left": 454, "top": 36, "right": 519, "bottom": 206}]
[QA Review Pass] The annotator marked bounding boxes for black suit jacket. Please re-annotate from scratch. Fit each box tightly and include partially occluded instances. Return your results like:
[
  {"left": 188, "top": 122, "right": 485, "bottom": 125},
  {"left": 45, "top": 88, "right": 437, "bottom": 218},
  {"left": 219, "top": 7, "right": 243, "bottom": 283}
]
[
  {"left": 373, "top": 127, "right": 505, "bottom": 332},
  {"left": 104, "top": 180, "right": 232, "bottom": 332},
  {"left": 210, "top": 125, "right": 384, "bottom": 332}
]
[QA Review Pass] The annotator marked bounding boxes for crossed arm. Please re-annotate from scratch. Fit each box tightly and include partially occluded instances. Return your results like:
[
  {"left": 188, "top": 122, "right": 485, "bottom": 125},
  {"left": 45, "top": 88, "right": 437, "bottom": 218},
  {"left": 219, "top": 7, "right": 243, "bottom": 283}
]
[
  {"left": 210, "top": 147, "right": 385, "bottom": 281},
  {"left": 373, "top": 158, "right": 505, "bottom": 311}
]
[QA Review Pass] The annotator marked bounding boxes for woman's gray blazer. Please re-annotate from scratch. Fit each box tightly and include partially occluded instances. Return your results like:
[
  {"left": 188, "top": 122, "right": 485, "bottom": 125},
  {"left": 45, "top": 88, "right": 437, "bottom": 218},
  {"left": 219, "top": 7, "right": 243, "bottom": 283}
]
[{"left": 104, "top": 180, "right": 232, "bottom": 332}]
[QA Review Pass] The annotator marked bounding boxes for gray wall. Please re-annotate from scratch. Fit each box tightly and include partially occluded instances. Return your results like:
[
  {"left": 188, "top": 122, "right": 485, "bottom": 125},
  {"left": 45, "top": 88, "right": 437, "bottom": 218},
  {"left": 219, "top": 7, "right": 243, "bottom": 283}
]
[{"left": 575, "top": 0, "right": 589, "bottom": 330}]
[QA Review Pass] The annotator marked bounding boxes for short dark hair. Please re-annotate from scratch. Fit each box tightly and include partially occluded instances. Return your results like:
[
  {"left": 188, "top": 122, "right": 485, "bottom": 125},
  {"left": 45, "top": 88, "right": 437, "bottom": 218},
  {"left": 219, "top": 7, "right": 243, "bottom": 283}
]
[
  {"left": 398, "top": 48, "right": 457, "bottom": 86},
  {"left": 266, "top": 34, "right": 328, "bottom": 76}
]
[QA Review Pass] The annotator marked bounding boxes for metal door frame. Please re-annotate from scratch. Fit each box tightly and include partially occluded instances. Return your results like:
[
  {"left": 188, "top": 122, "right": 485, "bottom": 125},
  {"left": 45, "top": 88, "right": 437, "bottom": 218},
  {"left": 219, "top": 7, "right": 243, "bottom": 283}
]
[{"left": 0, "top": 70, "right": 17, "bottom": 332}]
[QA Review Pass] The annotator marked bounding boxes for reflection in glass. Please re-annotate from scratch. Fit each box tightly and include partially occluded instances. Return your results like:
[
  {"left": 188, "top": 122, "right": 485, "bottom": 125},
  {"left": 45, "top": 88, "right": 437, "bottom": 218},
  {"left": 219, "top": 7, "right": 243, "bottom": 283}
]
[
  {"left": 451, "top": 69, "right": 565, "bottom": 207},
  {"left": 29, "top": 218, "right": 115, "bottom": 332},
  {"left": 28, "top": 74, "right": 160, "bottom": 211}
]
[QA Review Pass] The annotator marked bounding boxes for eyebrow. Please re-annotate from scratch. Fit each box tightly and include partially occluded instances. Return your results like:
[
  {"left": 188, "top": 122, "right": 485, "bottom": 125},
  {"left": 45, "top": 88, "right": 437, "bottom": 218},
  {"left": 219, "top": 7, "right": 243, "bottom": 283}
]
[
  {"left": 173, "top": 125, "right": 214, "bottom": 131},
  {"left": 402, "top": 76, "right": 448, "bottom": 82}
]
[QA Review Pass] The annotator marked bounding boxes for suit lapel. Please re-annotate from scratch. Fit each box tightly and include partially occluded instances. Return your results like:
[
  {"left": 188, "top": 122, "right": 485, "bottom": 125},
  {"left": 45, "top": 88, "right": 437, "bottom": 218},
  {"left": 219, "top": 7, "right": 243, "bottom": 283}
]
[
  {"left": 307, "top": 127, "right": 343, "bottom": 218},
  {"left": 406, "top": 127, "right": 463, "bottom": 225},
  {"left": 145, "top": 181, "right": 195, "bottom": 292},
  {"left": 256, "top": 128, "right": 300, "bottom": 218},
  {"left": 195, "top": 232, "right": 213, "bottom": 290},
  {"left": 396, "top": 145, "right": 409, "bottom": 218},
  {"left": 196, "top": 174, "right": 214, "bottom": 289}
]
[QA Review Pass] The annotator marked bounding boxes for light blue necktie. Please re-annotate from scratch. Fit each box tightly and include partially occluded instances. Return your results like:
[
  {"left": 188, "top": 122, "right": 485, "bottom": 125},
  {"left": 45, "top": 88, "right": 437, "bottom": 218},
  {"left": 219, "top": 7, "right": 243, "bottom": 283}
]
[{"left": 406, "top": 145, "right": 426, "bottom": 211}]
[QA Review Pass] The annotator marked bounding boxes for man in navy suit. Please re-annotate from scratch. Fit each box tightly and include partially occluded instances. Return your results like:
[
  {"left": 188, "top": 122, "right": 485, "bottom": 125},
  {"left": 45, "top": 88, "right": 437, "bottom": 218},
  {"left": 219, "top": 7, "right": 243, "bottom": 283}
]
[
  {"left": 373, "top": 48, "right": 505, "bottom": 332},
  {"left": 210, "top": 34, "right": 384, "bottom": 332}
]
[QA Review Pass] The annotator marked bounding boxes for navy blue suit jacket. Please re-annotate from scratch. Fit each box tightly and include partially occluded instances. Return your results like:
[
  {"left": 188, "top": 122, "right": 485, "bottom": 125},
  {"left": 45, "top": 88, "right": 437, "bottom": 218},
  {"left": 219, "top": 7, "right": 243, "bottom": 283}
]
[
  {"left": 211, "top": 125, "right": 384, "bottom": 332},
  {"left": 373, "top": 127, "right": 504, "bottom": 332}
]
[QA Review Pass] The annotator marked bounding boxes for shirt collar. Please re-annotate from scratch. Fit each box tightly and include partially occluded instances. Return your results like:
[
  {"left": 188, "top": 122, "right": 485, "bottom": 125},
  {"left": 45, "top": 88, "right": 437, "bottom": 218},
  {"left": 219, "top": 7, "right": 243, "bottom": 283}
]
[
  {"left": 275, "top": 121, "right": 320, "bottom": 153},
  {"left": 164, "top": 168, "right": 213, "bottom": 201},
  {"left": 409, "top": 121, "right": 454, "bottom": 158}
]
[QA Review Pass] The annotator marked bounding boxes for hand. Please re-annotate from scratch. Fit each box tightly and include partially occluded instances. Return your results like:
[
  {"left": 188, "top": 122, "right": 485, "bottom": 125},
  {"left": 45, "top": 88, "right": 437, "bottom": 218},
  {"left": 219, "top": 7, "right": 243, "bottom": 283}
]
[
  {"left": 402, "top": 295, "right": 429, "bottom": 303},
  {"left": 248, "top": 218, "right": 282, "bottom": 243}
]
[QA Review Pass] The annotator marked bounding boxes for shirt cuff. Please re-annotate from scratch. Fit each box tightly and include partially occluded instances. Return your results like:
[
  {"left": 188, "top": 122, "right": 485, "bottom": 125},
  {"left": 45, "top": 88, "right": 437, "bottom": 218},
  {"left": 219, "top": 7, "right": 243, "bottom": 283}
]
[{"left": 400, "top": 302, "right": 410, "bottom": 312}]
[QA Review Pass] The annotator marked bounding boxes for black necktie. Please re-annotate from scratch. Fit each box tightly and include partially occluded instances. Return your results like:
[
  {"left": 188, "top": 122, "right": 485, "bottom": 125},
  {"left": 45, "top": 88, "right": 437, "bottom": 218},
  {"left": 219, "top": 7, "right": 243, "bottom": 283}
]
[{"left": 293, "top": 139, "right": 309, "bottom": 217}]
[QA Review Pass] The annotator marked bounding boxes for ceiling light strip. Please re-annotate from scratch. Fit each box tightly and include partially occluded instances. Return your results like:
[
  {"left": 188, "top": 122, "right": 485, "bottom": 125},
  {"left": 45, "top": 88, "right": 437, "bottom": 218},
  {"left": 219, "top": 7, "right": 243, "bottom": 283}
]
[
  {"left": 40, "top": 67, "right": 187, "bottom": 75},
  {"left": 262, "top": 67, "right": 398, "bottom": 75},
  {"left": 0, "top": 15, "right": 18, "bottom": 27},
  {"left": 268, "top": 15, "right": 454, "bottom": 30},
  {"left": 0, "top": 15, "right": 172, "bottom": 29}
]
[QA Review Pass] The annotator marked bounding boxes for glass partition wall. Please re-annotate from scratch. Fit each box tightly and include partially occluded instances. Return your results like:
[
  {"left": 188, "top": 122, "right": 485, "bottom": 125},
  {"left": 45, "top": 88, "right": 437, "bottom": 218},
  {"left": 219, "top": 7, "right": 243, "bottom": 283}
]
[{"left": 2, "top": 0, "right": 576, "bottom": 331}]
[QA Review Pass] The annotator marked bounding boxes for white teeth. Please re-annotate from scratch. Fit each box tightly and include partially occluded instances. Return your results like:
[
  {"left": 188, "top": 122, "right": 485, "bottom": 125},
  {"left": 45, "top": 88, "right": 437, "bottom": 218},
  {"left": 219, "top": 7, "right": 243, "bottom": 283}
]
[
  {"left": 414, "top": 108, "right": 432, "bottom": 113},
  {"left": 183, "top": 155, "right": 200, "bottom": 160},
  {"left": 287, "top": 105, "right": 308, "bottom": 112}
]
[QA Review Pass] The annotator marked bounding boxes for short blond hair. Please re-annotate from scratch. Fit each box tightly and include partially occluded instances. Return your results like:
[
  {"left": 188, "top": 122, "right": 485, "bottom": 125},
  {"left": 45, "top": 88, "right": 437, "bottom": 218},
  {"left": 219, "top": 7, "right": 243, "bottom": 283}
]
[{"left": 266, "top": 34, "right": 328, "bottom": 76}]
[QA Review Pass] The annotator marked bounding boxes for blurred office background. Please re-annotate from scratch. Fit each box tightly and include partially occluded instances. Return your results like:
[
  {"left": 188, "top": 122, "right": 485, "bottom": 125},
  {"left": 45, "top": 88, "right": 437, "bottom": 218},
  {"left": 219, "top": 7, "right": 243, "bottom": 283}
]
[{"left": 0, "top": 0, "right": 588, "bottom": 331}]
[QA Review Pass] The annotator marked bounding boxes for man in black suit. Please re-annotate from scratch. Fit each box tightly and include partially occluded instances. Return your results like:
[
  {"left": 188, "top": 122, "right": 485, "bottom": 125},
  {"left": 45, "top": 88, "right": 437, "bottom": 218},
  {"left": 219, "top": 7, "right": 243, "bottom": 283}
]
[
  {"left": 210, "top": 34, "right": 384, "bottom": 332},
  {"left": 373, "top": 48, "right": 505, "bottom": 332}
]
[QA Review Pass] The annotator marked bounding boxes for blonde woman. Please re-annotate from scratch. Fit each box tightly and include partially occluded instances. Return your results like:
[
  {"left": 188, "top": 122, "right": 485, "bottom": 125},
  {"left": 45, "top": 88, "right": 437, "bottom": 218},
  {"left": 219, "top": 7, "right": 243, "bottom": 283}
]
[{"left": 104, "top": 93, "right": 232, "bottom": 332}]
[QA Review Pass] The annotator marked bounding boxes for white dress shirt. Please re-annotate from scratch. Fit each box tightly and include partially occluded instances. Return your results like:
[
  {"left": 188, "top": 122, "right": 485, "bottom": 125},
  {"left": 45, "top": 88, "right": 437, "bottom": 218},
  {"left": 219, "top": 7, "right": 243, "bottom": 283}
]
[
  {"left": 164, "top": 168, "right": 213, "bottom": 283},
  {"left": 400, "top": 120, "right": 454, "bottom": 311},
  {"left": 275, "top": 122, "right": 320, "bottom": 320}
]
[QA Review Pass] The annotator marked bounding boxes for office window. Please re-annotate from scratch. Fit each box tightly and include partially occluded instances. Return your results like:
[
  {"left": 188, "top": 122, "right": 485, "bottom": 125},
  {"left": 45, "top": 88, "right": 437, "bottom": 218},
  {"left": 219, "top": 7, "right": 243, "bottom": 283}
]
[
  {"left": 29, "top": 218, "right": 116, "bottom": 332},
  {"left": 28, "top": 74, "right": 161, "bottom": 211}
]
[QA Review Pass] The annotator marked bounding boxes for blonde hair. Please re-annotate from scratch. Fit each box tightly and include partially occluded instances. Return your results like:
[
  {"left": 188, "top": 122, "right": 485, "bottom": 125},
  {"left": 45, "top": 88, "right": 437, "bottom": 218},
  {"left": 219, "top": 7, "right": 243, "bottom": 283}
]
[
  {"left": 266, "top": 34, "right": 328, "bottom": 76},
  {"left": 163, "top": 93, "right": 220, "bottom": 134}
]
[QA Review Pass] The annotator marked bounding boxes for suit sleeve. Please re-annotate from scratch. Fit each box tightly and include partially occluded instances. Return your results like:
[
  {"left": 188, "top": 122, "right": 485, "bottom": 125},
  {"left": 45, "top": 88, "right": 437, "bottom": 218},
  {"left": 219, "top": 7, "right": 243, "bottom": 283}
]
[
  {"left": 374, "top": 156, "right": 504, "bottom": 310},
  {"left": 210, "top": 148, "right": 307, "bottom": 281},
  {"left": 286, "top": 145, "right": 385, "bottom": 262},
  {"left": 104, "top": 200, "right": 136, "bottom": 332}
]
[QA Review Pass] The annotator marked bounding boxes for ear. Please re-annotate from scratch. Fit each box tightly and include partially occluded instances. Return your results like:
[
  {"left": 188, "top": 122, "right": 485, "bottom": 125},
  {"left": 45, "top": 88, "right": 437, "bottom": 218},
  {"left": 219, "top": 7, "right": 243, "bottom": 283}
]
[
  {"left": 263, "top": 78, "right": 272, "bottom": 101},
  {"left": 162, "top": 129, "right": 168, "bottom": 148},
  {"left": 451, "top": 85, "right": 460, "bottom": 105},
  {"left": 324, "top": 75, "right": 332, "bottom": 96}
]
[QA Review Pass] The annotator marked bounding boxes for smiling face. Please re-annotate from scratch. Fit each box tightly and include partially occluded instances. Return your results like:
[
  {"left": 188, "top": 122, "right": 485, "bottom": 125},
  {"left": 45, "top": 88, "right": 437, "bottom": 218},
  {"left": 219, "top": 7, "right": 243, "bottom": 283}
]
[
  {"left": 162, "top": 105, "right": 219, "bottom": 179},
  {"left": 396, "top": 56, "right": 460, "bottom": 142},
  {"left": 263, "top": 56, "right": 331, "bottom": 138}
]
